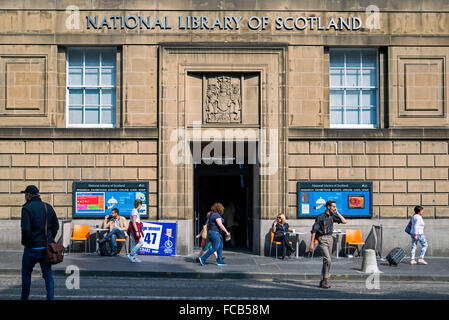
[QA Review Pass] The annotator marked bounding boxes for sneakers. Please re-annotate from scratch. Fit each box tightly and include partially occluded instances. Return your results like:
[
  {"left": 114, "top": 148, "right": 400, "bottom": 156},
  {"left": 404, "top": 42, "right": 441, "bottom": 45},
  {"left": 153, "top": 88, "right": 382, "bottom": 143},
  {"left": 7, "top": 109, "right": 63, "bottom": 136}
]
[
  {"left": 199, "top": 257, "right": 227, "bottom": 266},
  {"left": 319, "top": 280, "right": 330, "bottom": 289},
  {"left": 418, "top": 258, "right": 428, "bottom": 265},
  {"left": 134, "top": 257, "right": 142, "bottom": 263},
  {"left": 410, "top": 260, "right": 417, "bottom": 265},
  {"left": 111, "top": 251, "right": 118, "bottom": 257},
  {"left": 127, "top": 254, "right": 136, "bottom": 263}
]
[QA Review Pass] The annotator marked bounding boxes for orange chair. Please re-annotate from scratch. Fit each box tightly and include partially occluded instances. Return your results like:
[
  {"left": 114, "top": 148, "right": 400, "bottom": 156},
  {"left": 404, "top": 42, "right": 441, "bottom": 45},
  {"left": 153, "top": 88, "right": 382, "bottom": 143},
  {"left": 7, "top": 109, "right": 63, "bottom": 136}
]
[
  {"left": 269, "top": 232, "right": 292, "bottom": 259},
  {"left": 69, "top": 225, "right": 91, "bottom": 254},
  {"left": 344, "top": 229, "right": 365, "bottom": 257},
  {"left": 115, "top": 221, "right": 130, "bottom": 254},
  {"left": 115, "top": 236, "right": 129, "bottom": 254}
]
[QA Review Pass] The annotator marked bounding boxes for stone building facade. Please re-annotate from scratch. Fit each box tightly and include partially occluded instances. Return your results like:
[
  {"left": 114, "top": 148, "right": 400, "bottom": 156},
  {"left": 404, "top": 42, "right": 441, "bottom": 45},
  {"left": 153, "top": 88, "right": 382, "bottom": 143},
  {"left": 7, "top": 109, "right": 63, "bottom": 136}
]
[{"left": 0, "top": 0, "right": 448, "bottom": 256}]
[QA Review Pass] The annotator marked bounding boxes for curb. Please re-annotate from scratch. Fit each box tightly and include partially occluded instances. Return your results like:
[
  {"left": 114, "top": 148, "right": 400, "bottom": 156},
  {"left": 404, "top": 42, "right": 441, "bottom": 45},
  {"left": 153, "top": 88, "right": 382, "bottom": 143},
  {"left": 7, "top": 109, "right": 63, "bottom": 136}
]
[{"left": 1, "top": 268, "right": 448, "bottom": 282}]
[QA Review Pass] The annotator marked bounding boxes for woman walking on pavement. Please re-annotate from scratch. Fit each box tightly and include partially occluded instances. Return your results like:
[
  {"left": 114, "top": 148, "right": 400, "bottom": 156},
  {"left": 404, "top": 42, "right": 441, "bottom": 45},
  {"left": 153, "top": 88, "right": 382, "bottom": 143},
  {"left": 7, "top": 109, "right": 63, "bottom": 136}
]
[
  {"left": 195, "top": 211, "right": 217, "bottom": 260},
  {"left": 410, "top": 205, "right": 428, "bottom": 265},
  {"left": 128, "top": 199, "right": 144, "bottom": 263},
  {"left": 198, "top": 202, "right": 230, "bottom": 267}
]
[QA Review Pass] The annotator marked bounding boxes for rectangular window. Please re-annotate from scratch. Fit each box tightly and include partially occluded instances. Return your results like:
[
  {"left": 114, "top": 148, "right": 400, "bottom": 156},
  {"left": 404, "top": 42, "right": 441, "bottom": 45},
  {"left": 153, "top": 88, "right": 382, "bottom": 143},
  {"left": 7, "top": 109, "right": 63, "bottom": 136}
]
[
  {"left": 66, "top": 48, "right": 116, "bottom": 127},
  {"left": 329, "top": 49, "right": 379, "bottom": 128}
]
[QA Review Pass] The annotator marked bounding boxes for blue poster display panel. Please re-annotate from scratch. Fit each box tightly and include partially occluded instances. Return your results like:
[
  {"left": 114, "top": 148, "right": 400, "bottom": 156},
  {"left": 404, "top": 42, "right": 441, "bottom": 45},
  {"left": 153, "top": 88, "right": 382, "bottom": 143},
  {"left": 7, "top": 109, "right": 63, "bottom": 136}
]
[
  {"left": 297, "top": 181, "right": 372, "bottom": 218},
  {"left": 72, "top": 181, "right": 149, "bottom": 219},
  {"left": 139, "top": 222, "right": 177, "bottom": 256}
]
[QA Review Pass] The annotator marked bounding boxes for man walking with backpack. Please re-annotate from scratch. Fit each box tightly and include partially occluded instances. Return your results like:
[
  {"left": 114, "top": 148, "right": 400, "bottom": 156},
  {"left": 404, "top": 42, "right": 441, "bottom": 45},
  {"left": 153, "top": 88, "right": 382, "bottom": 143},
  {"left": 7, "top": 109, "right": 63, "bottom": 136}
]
[{"left": 20, "top": 185, "right": 59, "bottom": 300}]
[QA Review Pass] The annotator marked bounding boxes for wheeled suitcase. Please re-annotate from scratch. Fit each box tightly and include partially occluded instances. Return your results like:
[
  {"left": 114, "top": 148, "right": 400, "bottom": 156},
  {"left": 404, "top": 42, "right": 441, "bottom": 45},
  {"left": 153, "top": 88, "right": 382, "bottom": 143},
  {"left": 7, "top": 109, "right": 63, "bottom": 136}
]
[{"left": 386, "top": 247, "right": 406, "bottom": 266}]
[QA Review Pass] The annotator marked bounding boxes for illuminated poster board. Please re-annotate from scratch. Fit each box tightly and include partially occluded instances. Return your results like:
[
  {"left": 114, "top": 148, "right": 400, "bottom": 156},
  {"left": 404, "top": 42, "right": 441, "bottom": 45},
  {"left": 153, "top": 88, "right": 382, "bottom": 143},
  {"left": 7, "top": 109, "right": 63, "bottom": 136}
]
[
  {"left": 72, "top": 181, "right": 149, "bottom": 219},
  {"left": 297, "top": 181, "right": 373, "bottom": 219}
]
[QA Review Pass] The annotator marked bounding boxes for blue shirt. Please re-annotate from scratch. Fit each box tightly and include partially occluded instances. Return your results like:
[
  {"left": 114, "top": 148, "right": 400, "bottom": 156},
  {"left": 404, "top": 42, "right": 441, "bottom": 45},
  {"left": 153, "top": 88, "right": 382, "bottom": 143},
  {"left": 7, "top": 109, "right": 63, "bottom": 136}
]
[{"left": 208, "top": 212, "right": 224, "bottom": 233}]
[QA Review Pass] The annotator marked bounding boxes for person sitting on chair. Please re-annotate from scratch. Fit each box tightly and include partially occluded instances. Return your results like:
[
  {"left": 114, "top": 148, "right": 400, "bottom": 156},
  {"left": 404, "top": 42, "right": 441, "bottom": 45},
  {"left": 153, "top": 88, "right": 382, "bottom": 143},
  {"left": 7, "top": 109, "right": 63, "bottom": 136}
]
[
  {"left": 271, "top": 214, "right": 295, "bottom": 259},
  {"left": 99, "top": 208, "right": 128, "bottom": 256}
]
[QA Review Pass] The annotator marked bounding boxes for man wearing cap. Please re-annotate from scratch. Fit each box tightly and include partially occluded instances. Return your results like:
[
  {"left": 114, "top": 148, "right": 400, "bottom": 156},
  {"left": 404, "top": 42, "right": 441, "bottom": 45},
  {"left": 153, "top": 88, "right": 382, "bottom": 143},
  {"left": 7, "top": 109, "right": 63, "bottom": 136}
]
[
  {"left": 309, "top": 200, "right": 346, "bottom": 289},
  {"left": 20, "top": 185, "right": 59, "bottom": 300}
]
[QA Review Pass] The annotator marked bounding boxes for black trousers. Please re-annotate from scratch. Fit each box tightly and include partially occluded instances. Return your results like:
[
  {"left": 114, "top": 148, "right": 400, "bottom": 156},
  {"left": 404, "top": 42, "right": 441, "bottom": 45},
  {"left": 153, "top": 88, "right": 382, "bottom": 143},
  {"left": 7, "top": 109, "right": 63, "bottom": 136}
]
[{"left": 274, "top": 233, "right": 293, "bottom": 257}]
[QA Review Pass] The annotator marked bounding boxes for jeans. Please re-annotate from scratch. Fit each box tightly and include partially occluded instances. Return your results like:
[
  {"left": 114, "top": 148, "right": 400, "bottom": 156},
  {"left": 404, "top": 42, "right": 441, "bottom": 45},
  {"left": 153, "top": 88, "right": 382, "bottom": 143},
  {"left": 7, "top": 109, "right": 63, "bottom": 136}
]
[
  {"left": 103, "top": 228, "right": 125, "bottom": 253},
  {"left": 21, "top": 247, "right": 54, "bottom": 300},
  {"left": 274, "top": 233, "right": 294, "bottom": 257},
  {"left": 411, "top": 234, "right": 428, "bottom": 260},
  {"left": 202, "top": 230, "right": 224, "bottom": 264},
  {"left": 129, "top": 234, "right": 144, "bottom": 258}
]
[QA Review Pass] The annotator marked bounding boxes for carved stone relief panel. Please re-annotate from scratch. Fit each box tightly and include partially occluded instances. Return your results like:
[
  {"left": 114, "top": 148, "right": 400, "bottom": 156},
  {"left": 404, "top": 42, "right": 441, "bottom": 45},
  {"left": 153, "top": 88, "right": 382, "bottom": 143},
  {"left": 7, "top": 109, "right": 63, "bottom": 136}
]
[{"left": 204, "top": 74, "right": 242, "bottom": 123}]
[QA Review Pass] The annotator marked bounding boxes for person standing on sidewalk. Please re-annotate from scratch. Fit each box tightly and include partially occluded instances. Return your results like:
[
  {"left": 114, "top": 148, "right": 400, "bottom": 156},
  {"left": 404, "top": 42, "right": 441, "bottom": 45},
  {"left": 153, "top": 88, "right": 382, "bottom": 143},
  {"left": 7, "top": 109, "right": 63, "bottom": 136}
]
[
  {"left": 198, "top": 202, "right": 230, "bottom": 267},
  {"left": 223, "top": 202, "right": 236, "bottom": 247},
  {"left": 410, "top": 205, "right": 428, "bottom": 265},
  {"left": 99, "top": 208, "right": 128, "bottom": 256},
  {"left": 128, "top": 199, "right": 144, "bottom": 263},
  {"left": 20, "top": 185, "right": 59, "bottom": 300},
  {"left": 309, "top": 200, "right": 346, "bottom": 289}
]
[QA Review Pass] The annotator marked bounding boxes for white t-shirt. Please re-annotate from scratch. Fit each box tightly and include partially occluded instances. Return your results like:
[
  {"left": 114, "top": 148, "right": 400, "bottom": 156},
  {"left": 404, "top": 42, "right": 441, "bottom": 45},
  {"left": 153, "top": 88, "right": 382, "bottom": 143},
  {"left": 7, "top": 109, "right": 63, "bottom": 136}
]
[
  {"left": 114, "top": 218, "right": 120, "bottom": 229},
  {"left": 131, "top": 208, "right": 140, "bottom": 223},
  {"left": 411, "top": 214, "right": 425, "bottom": 235}
]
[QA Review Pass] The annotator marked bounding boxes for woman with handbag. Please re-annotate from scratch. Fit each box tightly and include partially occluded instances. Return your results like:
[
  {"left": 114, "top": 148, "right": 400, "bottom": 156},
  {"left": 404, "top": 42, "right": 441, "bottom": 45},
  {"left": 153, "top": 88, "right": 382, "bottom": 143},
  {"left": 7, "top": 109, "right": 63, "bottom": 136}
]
[
  {"left": 271, "top": 213, "right": 295, "bottom": 259},
  {"left": 128, "top": 199, "right": 144, "bottom": 263},
  {"left": 195, "top": 211, "right": 217, "bottom": 260},
  {"left": 410, "top": 206, "right": 428, "bottom": 265},
  {"left": 198, "top": 203, "right": 230, "bottom": 267}
]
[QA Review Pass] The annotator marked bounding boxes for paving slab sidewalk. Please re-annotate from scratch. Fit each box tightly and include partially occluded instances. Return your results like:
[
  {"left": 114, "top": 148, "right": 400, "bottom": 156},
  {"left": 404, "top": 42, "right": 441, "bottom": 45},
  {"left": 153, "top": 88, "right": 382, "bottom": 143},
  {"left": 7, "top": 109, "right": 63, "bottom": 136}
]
[{"left": 1, "top": 251, "right": 448, "bottom": 281}]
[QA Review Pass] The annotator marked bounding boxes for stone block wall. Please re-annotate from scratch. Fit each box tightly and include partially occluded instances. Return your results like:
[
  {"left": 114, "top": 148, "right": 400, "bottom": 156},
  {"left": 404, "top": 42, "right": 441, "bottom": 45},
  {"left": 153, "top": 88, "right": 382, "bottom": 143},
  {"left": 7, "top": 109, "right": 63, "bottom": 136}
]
[
  {"left": 0, "top": 139, "right": 158, "bottom": 220},
  {"left": 122, "top": 45, "right": 158, "bottom": 127},
  {"left": 288, "top": 46, "right": 325, "bottom": 127},
  {"left": 288, "top": 140, "right": 449, "bottom": 220}
]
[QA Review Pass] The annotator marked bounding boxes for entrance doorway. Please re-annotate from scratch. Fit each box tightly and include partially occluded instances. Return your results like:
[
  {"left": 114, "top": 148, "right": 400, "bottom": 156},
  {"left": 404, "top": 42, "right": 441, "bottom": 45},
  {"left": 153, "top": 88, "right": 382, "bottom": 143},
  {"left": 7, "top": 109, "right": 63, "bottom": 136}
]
[{"left": 194, "top": 163, "right": 253, "bottom": 251}]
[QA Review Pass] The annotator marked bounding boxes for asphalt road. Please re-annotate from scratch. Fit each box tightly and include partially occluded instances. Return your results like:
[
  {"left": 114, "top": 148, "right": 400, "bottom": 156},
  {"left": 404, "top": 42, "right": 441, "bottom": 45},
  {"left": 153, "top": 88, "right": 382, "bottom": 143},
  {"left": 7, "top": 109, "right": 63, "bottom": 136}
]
[{"left": 0, "top": 275, "right": 448, "bottom": 300}]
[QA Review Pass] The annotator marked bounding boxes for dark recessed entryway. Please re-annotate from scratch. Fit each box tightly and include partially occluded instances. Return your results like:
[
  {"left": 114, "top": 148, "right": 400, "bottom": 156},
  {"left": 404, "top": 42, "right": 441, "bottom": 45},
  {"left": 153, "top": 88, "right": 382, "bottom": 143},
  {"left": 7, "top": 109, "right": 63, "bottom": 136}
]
[{"left": 194, "top": 163, "right": 253, "bottom": 252}]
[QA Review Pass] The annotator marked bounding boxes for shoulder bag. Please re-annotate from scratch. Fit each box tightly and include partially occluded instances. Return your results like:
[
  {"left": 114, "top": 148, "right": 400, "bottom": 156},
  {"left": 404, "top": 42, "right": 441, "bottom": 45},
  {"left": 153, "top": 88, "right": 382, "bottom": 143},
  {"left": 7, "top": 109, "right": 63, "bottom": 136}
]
[
  {"left": 404, "top": 218, "right": 413, "bottom": 235},
  {"left": 44, "top": 203, "right": 65, "bottom": 265},
  {"left": 201, "top": 223, "right": 208, "bottom": 241}
]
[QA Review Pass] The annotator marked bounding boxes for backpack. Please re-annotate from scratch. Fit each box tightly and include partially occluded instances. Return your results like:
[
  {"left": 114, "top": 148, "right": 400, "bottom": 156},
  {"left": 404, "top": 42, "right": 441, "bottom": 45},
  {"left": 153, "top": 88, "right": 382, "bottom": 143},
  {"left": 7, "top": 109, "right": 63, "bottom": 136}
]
[
  {"left": 99, "top": 240, "right": 112, "bottom": 256},
  {"left": 404, "top": 218, "right": 412, "bottom": 235}
]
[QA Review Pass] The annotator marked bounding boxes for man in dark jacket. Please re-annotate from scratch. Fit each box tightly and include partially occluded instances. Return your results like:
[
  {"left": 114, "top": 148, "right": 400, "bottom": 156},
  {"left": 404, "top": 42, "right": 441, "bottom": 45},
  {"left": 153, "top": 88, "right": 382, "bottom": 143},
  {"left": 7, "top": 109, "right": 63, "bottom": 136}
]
[
  {"left": 309, "top": 200, "right": 346, "bottom": 289},
  {"left": 20, "top": 185, "right": 59, "bottom": 300}
]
